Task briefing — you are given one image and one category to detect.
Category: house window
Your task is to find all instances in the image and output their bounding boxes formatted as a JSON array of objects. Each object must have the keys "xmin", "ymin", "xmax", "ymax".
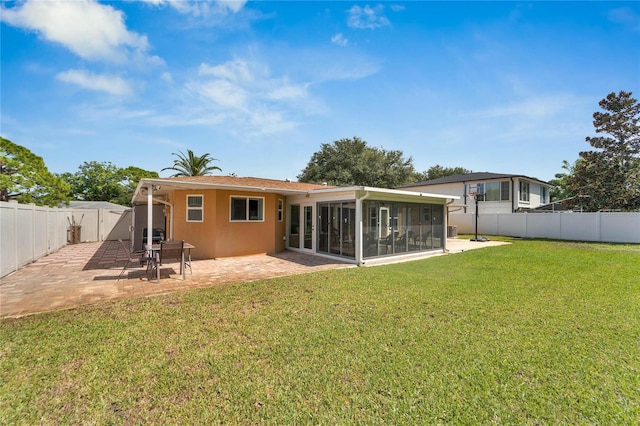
[
  {"xmin": 477, "ymin": 181, "xmax": 510, "ymax": 201},
  {"xmin": 186, "ymin": 195, "xmax": 203, "ymax": 222},
  {"xmin": 540, "ymin": 186, "xmax": 548, "ymax": 204},
  {"xmin": 278, "ymin": 199, "xmax": 284, "ymax": 222},
  {"xmin": 485, "ymin": 182, "xmax": 500, "ymax": 201},
  {"xmin": 519, "ymin": 181, "xmax": 530, "ymax": 202},
  {"xmin": 230, "ymin": 196, "xmax": 264, "ymax": 221},
  {"xmin": 476, "ymin": 183, "xmax": 485, "ymax": 200},
  {"xmin": 501, "ymin": 181, "xmax": 510, "ymax": 201}
]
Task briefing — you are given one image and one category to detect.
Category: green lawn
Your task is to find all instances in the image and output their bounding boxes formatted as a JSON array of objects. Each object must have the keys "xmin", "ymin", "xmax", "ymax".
[{"xmin": 1, "ymin": 239, "xmax": 639, "ymax": 424}]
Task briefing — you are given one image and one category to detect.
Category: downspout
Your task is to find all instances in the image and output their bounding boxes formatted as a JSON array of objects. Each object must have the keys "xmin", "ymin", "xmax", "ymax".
[
  {"xmin": 153, "ymin": 197, "xmax": 174, "ymax": 240},
  {"xmin": 511, "ymin": 177, "xmax": 515, "ymax": 213},
  {"xmin": 463, "ymin": 180, "xmax": 467, "ymax": 213}
]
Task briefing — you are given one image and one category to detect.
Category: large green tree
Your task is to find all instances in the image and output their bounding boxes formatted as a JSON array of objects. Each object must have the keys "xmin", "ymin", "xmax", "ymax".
[
  {"xmin": 566, "ymin": 91, "xmax": 640, "ymax": 211},
  {"xmin": 0, "ymin": 137, "xmax": 70, "ymax": 206},
  {"xmin": 548, "ymin": 160, "xmax": 577, "ymax": 202},
  {"xmin": 416, "ymin": 165, "xmax": 472, "ymax": 181},
  {"xmin": 297, "ymin": 137, "xmax": 417, "ymax": 187},
  {"xmin": 60, "ymin": 161, "xmax": 158, "ymax": 206},
  {"xmin": 162, "ymin": 150, "xmax": 222, "ymax": 177}
]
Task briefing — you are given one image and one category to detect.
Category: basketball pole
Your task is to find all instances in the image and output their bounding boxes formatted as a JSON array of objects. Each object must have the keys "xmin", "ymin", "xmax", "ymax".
[
  {"xmin": 474, "ymin": 194, "xmax": 479, "ymax": 241},
  {"xmin": 470, "ymin": 192, "xmax": 489, "ymax": 242}
]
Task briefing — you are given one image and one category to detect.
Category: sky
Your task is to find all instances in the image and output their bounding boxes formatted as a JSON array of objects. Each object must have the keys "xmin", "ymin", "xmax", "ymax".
[{"xmin": 1, "ymin": 1, "xmax": 639, "ymax": 183}]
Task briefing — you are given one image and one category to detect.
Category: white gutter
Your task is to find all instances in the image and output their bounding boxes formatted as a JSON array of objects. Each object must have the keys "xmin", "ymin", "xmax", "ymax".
[{"xmin": 310, "ymin": 185, "xmax": 458, "ymax": 201}]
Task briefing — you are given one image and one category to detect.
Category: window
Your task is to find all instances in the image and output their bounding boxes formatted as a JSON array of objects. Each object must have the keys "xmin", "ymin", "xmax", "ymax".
[
  {"xmin": 519, "ymin": 181, "xmax": 530, "ymax": 202},
  {"xmin": 501, "ymin": 181, "xmax": 510, "ymax": 201},
  {"xmin": 485, "ymin": 182, "xmax": 500, "ymax": 201},
  {"xmin": 540, "ymin": 186, "xmax": 548, "ymax": 204},
  {"xmin": 278, "ymin": 199, "xmax": 284, "ymax": 222},
  {"xmin": 476, "ymin": 183, "xmax": 485, "ymax": 200},
  {"xmin": 476, "ymin": 181, "xmax": 510, "ymax": 201},
  {"xmin": 186, "ymin": 195, "xmax": 203, "ymax": 222},
  {"xmin": 230, "ymin": 196, "xmax": 264, "ymax": 221}
]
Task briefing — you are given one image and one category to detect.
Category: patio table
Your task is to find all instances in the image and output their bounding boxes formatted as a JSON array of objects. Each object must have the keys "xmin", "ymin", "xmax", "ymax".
[{"xmin": 145, "ymin": 242, "xmax": 194, "ymax": 282}]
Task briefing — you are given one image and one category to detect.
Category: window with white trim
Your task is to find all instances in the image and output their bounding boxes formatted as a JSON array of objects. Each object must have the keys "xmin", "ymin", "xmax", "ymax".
[
  {"xmin": 519, "ymin": 181, "xmax": 530, "ymax": 202},
  {"xmin": 187, "ymin": 195, "xmax": 203, "ymax": 222},
  {"xmin": 278, "ymin": 199, "xmax": 284, "ymax": 222},
  {"xmin": 230, "ymin": 196, "xmax": 264, "ymax": 221}
]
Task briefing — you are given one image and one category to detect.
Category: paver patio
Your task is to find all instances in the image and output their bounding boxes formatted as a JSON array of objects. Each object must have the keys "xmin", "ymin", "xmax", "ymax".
[{"xmin": 0, "ymin": 239, "xmax": 508, "ymax": 318}]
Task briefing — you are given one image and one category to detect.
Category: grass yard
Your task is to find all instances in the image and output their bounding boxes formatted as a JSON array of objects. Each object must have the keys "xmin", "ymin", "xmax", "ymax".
[{"xmin": 1, "ymin": 239, "xmax": 639, "ymax": 424}]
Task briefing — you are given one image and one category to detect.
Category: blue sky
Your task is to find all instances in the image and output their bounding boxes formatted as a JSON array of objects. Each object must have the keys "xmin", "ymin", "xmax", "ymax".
[{"xmin": 2, "ymin": 1, "xmax": 639, "ymax": 183}]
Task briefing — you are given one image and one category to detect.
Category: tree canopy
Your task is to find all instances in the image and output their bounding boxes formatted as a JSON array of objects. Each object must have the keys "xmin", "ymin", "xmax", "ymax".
[
  {"xmin": 162, "ymin": 150, "xmax": 222, "ymax": 177},
  {"xmin": 548, "ymin": 160, "xmax": 577, "ymax": 202},
  {"xmin": 0, "ymin": 137, "xmax": 70, "ymax": 206},
  {"xmin": 566, "ymin": 91, "xmax": 640, "ymax": 211},
  {"xmin": 416, "ymin": 165, "xmax": 472, "ymax": 182},
  {"xmin": 60, "ymin": 161, "xmax": 158, "ymax": 206},
  {"xmin": 297, "ymin": 137, "xmax": 417, "ymax": 187}
]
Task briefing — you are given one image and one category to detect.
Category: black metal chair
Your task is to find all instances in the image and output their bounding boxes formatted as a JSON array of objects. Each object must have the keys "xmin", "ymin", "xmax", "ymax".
[{"xmin": 117, "ymin": 239, "xmax": 150, "ymax": 281}]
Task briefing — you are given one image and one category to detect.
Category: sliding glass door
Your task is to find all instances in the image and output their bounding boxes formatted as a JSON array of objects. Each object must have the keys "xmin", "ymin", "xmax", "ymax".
[{"xmin": 317, "ymin": 201, "xmax": 356, "ymax": 259}]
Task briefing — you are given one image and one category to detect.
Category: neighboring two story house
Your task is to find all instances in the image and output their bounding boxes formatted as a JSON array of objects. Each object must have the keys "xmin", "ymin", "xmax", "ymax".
[{"xmin": 399, "ymin": 172, "xmax": 552, "ymax": 215}]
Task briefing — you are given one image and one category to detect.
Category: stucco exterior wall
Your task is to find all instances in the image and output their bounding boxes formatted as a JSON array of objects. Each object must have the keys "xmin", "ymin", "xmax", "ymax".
[{"xmin": 170, "ymin": 189, "xmax": 285, "ymax": 259}]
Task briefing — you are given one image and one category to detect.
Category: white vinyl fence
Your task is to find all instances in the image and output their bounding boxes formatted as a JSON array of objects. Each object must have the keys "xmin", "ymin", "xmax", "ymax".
[
  {"xmin": 0, "ymin": 201, "xmax": 131, "ymax": 278},
  {"xmin": 450, "ymin": 212, "xmax": 640, "ymax": 243}
]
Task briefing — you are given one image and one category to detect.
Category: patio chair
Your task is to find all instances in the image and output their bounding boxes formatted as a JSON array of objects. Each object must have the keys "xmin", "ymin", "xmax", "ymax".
[{"xmin": 117, "ymin": 239, "xmax": 150, "ymax": 281}]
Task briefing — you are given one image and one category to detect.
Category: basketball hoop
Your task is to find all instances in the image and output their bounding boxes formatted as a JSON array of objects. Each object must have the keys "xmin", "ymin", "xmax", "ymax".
[{"xmin": 468, "ymin": 190, "xmax": 489, "ymax": 242}]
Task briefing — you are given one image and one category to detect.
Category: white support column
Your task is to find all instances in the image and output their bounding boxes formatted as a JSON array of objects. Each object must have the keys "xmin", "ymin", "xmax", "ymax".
[
  {"xmin": 355, "ymin": 197, "xmax": 363, "ymax": 266},
  {"xmin": 147, "ymin": 185, "xmax": 153, "ymax": 250}
]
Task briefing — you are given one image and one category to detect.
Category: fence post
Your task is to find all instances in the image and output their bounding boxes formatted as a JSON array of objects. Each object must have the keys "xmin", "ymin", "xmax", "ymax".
[
  {"xmin": 598, "ymin": 211, "xmax": 602, "ymax": 242},
  {"xmin": 12, "ymin": 200, "xmax": 19, "ymax": 274},
  {"xmin": 31, "ymin": 203, "xmax": 37, "ymax": 263}
]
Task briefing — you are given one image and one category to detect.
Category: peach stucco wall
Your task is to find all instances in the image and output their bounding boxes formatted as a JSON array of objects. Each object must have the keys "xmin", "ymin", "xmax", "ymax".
[{"xmin": 168, "ymin": 189, "xmax": 286, "ymax": 259}]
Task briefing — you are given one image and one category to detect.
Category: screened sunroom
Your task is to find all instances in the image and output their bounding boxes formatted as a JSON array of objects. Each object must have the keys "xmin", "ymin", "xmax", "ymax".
[{"xmin": 285, "ymin": 187, "xmax": 457, "ymax": 266}]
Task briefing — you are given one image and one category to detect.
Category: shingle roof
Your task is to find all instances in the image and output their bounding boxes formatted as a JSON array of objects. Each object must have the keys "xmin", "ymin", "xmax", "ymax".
[
  {"xmin": 67, "ymin": 201, "xmax": 130, "ymax": 210},
  {"xmin": 159, "ymin": 175, "xmax": 331, "ymax": 191},
  {"xmin": 400, "ymin": 172, "xmax": 549, "ymax": 188}
]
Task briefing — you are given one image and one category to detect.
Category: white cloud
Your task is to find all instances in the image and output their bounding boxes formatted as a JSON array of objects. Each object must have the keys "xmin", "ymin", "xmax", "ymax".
[
  {"xmin": 137, "ymin": 0, "xmax": 247, "ymax": 16},
  {"xmin": 390, "ymin": 5, "xmax": 405, "ymax": 12},
  {"xmin": 56, "ymin": 69, "xmax": 133, "ymax": 96},
  {"xmin": 161, "ymin": 71, "xmax": 173, "ymax": 83},
  {"xmin": 198, "ymin": 59, "xmax": 254, "ymax": 82},
  {"xmin": 472, "ymin": 95, "xmax": 579, "ymax": 120},
  {"xmin": 218, "ymin": 0, "xmax": 249, "ymax": 14},
  {"xmin": 347, "ymin": 4, "xmax": 390, "ymax": 30},
  {"xmin": 191, "ymin": 79, "xmax": 249, "ymax": 109},
  {"xmin": 331, "ymin": 33, "xmax": 348, "ymax": 47},
  {"xmin": 184, "ymin": 57, "xmax": 317, "ymax": 135},
  {"xmin": 1, "ymin": 0, "xmax": 156, "ymax": 64},
  {"xmin": 267, "ymin": 80, "xmax": 309, "ymax": 101},
  {"xmin": 608, "ymin": 7, "xmax": 640, "ymax": 31}
]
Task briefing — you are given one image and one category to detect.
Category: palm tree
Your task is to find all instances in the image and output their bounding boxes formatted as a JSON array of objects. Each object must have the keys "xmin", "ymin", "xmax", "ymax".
[{"xmin": 161, "ymin": 150, "xmax": 222, "ymax": 177}]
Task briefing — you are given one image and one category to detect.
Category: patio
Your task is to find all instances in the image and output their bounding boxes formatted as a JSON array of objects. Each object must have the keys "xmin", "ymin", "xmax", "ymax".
[{"xmin": 0, "ymin": 239, "xmax": 508, "ymax": 318}]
